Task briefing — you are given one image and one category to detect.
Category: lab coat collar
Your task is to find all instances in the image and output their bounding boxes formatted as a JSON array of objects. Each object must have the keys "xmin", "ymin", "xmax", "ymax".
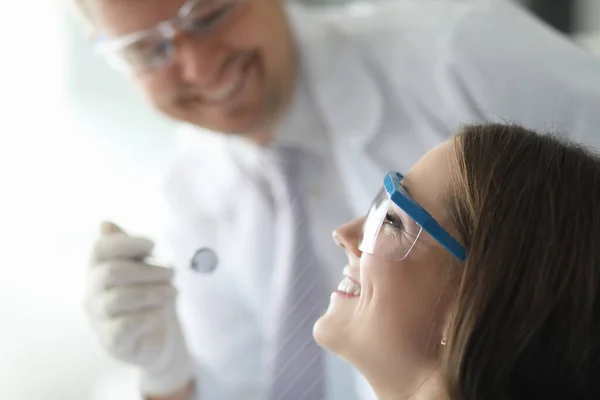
[{"xmin": 287, "ymin": 5, "xmax": 383, "ymax": 147}]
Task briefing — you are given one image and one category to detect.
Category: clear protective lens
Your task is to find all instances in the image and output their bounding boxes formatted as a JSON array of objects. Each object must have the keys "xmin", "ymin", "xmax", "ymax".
[
  {"xmin": 97, "ymin": 0, "xmax": 241, "ymax": 73},
  {"xmin": 97, "ymin": 22, "xmax": 176, "ymax": 74},
  {"xmin": 115, "ymin": 36, "xmax": 174, "ymax": 72},
  {"xmin": 358, "ymin": 187, "xmax": 423, "ymax": 261},
  {"xmin": 180, "ymin": 0, "xmax": 238, "ymax": 33},
  {"xmin": 358, "ymin": 187, "xmax": 388, "ymax": 254}
]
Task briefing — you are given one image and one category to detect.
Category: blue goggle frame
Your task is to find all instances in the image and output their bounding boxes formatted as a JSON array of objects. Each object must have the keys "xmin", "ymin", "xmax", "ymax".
[{"xmin": 384, "ymin": 172, "xmax": 467, "ymax": 262}]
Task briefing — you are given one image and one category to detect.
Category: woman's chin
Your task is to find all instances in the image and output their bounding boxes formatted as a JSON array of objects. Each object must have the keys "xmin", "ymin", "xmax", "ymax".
[{"xmin": 313, "ymin": 307, "xmax": 350, "ymax": 354}]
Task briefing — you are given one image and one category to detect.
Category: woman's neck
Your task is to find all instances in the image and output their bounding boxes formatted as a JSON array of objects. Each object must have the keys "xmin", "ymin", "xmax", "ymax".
[{"xmin": 367, "ymin": 368, "xmax": 448, "ymax": 400}]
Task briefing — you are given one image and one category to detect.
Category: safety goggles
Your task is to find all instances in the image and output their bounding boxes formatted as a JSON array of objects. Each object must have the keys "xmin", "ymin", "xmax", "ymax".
[
  {"xmin": 358, "ymin": 172, "xmax": 467, "ymax": 262},
  {"xmin": 93, "ymin": 0, "xmax": 243, "ymax": 74}
]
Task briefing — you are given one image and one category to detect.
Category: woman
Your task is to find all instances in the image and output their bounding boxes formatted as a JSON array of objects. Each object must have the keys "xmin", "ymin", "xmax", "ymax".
[{"xmin": 313, "ymin": 123, "xmax": 600, "ymax": 400}]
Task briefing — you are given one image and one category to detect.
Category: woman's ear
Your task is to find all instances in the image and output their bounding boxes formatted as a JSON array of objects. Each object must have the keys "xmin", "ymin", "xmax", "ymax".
[
  {"xmin": 438, "ymin": 313, "xmax": 452, "ymax": 349},
  {"xmin": 437, "ymin": 281, "xmax": 459, "ymax": 351}
]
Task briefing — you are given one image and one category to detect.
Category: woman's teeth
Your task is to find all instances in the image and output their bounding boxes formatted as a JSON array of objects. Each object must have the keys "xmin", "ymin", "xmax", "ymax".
[{"xmin": 337, "ymin": 276, "xmax": 361, "ymax": 296}]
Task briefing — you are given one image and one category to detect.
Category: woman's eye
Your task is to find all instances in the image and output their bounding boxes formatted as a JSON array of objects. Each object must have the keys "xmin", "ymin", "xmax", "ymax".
[{"xmin": 384, "ymin": 213, "xmax": 403, "ymax": 230}]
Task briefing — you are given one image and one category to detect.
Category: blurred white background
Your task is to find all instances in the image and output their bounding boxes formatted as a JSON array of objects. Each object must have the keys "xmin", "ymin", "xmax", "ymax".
[
  {"xmin": 0, "ymin": 0, "xmax": 599, "ymax": 399},
  {"xmin": 0, "ymin": 2, "xmax": 176, "ymax": 399}
]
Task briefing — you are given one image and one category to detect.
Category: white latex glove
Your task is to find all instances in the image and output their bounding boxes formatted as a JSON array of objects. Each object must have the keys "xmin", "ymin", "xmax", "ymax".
[{"xmin": 85, "ymin": 222, "xmax": 194, "ymax": 397}]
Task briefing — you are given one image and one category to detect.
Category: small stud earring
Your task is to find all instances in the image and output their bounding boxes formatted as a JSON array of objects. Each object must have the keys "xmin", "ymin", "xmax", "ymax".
[{"xmin": 441, "ymin": 338, "xmax": 447, "ymax": 346}]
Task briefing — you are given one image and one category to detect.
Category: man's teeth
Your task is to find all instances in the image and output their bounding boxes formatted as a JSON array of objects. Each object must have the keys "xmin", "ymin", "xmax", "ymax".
[
  {"xmin": 203, "ymin": 72, "xmax": 242, "ymax": 102},
  {"xmin": 337, "ymin": 276, "xmax": 361, "ymax": 296}
]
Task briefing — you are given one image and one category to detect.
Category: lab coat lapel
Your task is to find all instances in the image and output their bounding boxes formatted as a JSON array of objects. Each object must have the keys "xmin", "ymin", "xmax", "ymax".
[{"xmin": 219, "ymin": 139, "xmax": 278, "ymax": 313}]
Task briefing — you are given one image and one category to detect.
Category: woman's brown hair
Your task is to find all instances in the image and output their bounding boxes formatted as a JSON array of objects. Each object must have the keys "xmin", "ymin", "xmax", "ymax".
[{"xmin": 443, "ymin": 123, "xmax": 600, "ymax": 400}]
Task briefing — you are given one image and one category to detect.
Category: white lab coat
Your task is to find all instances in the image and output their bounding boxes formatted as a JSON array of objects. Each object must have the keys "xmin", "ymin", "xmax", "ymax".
[{"xmin": 145, "ymin": 1, "xmax": 600, "ymax": 399}]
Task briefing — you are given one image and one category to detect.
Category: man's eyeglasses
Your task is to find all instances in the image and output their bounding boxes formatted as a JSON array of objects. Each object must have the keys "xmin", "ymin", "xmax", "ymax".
[{"xmin": 93, "ymin": 0, "xmax": 243, "ymax": 74}]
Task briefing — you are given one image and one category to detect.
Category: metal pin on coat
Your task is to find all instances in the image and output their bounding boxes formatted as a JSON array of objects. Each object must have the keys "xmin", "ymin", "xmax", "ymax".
[
  {"xmin": 100, "ymin": 221, "xmax": 218, "ymax": 273},
  {"xmin": 189, "ymin": 247, "xmax": 218, "ymax": 273}
]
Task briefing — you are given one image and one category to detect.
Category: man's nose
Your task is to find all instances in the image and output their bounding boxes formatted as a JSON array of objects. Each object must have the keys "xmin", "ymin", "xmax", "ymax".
[
  {"xmin": 332, "ymin": 217, "xmax": 365, "ymax": 259},
  {"xmin": 174, "ymin": 33, "xmax": 226, "ymax": 84}
]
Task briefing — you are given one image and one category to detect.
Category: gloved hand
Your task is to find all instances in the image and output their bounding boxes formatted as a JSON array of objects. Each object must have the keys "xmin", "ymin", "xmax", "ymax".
[{"xmin": 85, "ymin": 222, "xmax": 194, "ymax": 397}]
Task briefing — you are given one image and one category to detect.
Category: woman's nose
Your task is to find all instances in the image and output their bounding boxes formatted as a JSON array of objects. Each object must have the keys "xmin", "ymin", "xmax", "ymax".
[{"xmin": 332, "ymin": 217, "xmax": 365, "ymax": 258}]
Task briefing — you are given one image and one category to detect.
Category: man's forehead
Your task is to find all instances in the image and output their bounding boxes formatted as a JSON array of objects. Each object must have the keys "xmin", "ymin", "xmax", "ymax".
[{"xmin": 90, "ymin": 0, "xmax": 187, "ymax": 35}]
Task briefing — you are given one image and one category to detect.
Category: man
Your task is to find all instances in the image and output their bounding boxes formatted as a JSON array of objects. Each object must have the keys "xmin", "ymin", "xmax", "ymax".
[{"xmin": 78, "ymin": 0, "xmax": 600, "ymax": 399}]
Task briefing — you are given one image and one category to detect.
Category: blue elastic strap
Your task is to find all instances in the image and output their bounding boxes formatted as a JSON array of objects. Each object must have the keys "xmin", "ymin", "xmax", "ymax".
[{"xmin": 384, "ymin": 172, "xmax": 467, "ymax": 262}]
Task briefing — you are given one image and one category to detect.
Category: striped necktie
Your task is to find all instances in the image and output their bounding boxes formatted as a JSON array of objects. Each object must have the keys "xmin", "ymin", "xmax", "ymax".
[{"xmin": 265, "ymin": 145, "xmax": 328, "ymax": 400}]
